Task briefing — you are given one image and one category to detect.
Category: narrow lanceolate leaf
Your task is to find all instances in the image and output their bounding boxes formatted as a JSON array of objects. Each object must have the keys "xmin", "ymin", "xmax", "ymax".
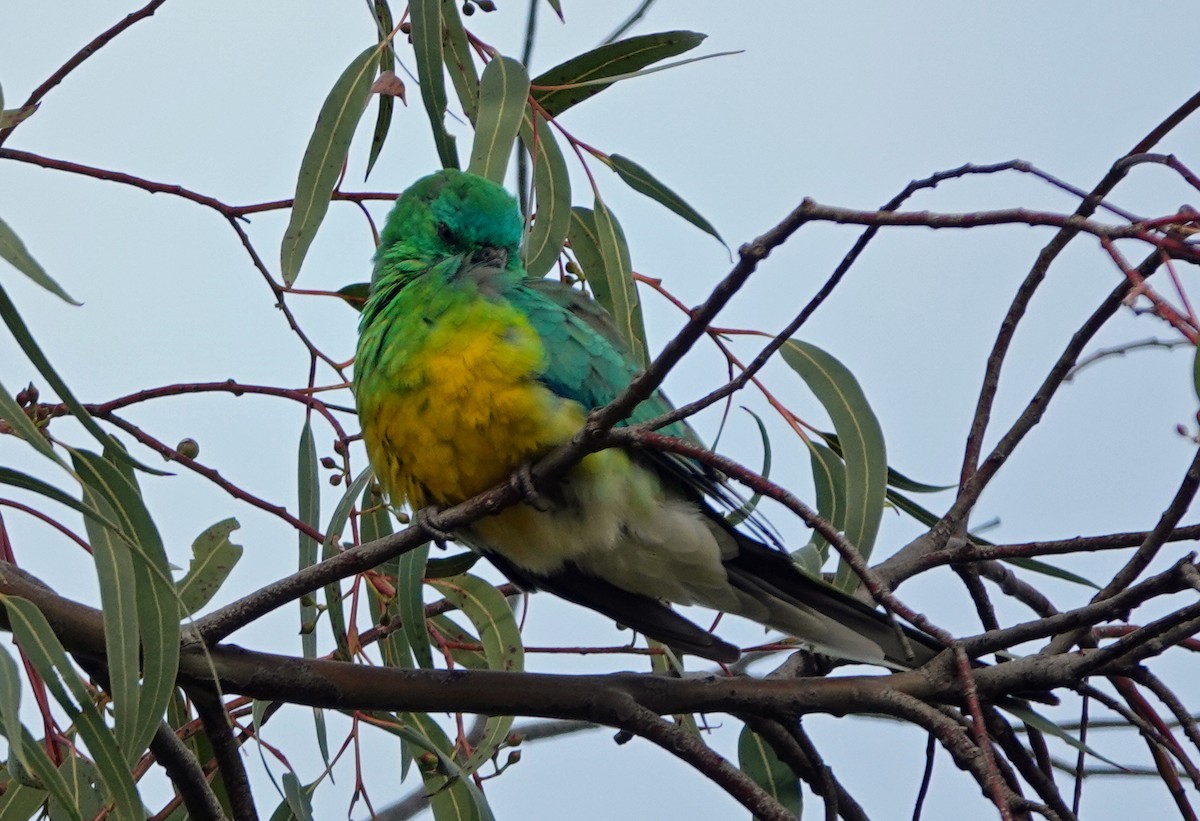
[
  {"xmin": 175, "ymin": 518, "xmax": 243, "ymax": 615},
  {"xmin": 401, "ymin": 712, "xmax": 495, "ymax": 821},
  {"xmin": 428, "ymin": 574, "xmax": 523, "ymax": 776},
  {"xmin": 531, "ymin": 31, "xmax": 706, "ymax": 117},
  {"xmin": 726, "ymin": 408, "xmax": 771, "ymax": 526},
  {"xmin": 0, "ymin": 216, "xmax": 78, "ymax": 303},
  {"xmin": 520, "ymin": 115, "xmax": 571, "ymax": 279},
  {"xmin": 780, "ymin": 341, "xmax": 887, "ymax": 591},
  {"xmin": 295, "ymin": 422, "xmax": 329, "ymax": 765},
  {"xmin": 441, "ymin": 0, "xmax": 480, "ymax": 121},
  {"xmin": 410, "ymin": 0, "xmax": 459, "ymax": 169},
  {"xmin": 281, "ymin": 45, "xmax": 378, "ymax": 285},
  {"xmin": 468, "ymin": 57, "xmax": 531, "ymax": 184},
  {"xmin": 737, "ymin": 725, "xmax": 802, "ymax": 819},
  {"xmin": 0, "ymin": 283, "xmax": 154, "ymax": 472},
  {"xmin": 365, "ymin": 0, "xmax": 397, "ymax": 180},
  {"xmin": 569, "ymin": 204, "xmax": 648, "ymax": 368},
  {"xmin": 281, "ymin": 772, "xmax": 315, "ymax": 821},
  {"xmin": 0, "ymin": 104, "xmax": 37, "ymax": 130},
  {"xmin": 400, "ymin": 543, "xmax": 433, "ymax": 669},
  {"xmin": 2, "ymin": 597, "xmax": 143, "ymax": 820},
  {"xmin": 609, "ymin": 154, "xmax": 724, "ymax": 245},
  {"xmin": 361, "ymin": 482, "xmax": 413, "ymax": 669},
  {"xmin": 73, "ymin": 448, "xmax": 180, "ymax": 764},
  {"xmin": 818, "ymin": 431, "xmax": 952, "ymax": 493},
  {"xmin": 1193, "ymin": 344, "xmax": 1200, "ymax": 402},
  {"xmin": 801, "ymin": 441, "xmax": 847, "ymax": 572},
  {"xmin": 321, "ymin": 467, "xmax": 374, "ymax": 656},
  {"xmin": 0, "ymin": 645, "xmax": 82, "ymax": 819}
]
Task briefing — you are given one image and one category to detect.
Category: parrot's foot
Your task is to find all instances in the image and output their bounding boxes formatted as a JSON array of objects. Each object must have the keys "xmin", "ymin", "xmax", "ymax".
[
  {"xmin": 510, "ymin": 462, "xmax": 549, "ymax": 512},
  {"xmin": 413, "ymin": 506, "xmax": 454, "ymax": 549}
]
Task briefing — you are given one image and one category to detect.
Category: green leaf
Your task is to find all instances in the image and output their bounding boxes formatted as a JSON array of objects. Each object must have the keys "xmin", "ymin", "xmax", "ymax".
[
  {"xmin": 519, "ymin": 115, "xmax": 571, "ymax": 279},
  {"xmin": 609, "ymin": 154, "xmax": 724, "ymax": 245},
  {"xmin": 2, "ymin": 597, "xmax": 143, "ymax": 820},
  {"xmin": 568, "ymin": 204, "xmax": 648, "ymax": 368},
  {"xmin": 364, "ymin": 1, "xmax": 397, "ymax": 181},
  {"xmin": 531, "ymin": 31, "xmax": 706, "ymax": 117},
  {"xmin": 321, "ymin": 468, "xmax": 374, "ymax": 658},
  {"xmin": 427, "ymin": 574, "xmax": 523, "ymax": 776},
  {"xmin": 282, "ymin": 771, "xmax": 315, "ymax": 821},
  {"xmin": 441, "ymin": 0, "xmax": 480, "ymax": 121},
  {"xmin": 0, "ymin": 778, "xmax": 49, "ymax": 820},
  {"xmin": 281, "ymin": 44, "xmax": 378, "ymax": 285},
  {"xmin": 0, "ymin": 645, "xmax": 81, "ymax": 819},
  {"xmin": 410, "ymin": 0, "xmax": 459, "ymax": 169},
  {"xmin": 737, "ymin": 724, "xmax": 802, "ymax": 820},
  {"xmin": 805, "ymin": 441, "xmax": 846, "ymax": 572},
  {"xmin": 175, "ymin": 518, "xmax": 243, "ymax": 615},
  {"xmin": 295, "ymin": 422, "xmax": 329, "ymax": 767},
  {"xmin": 425, "ymin": 551, "xmax": 480, "ymax": 578},
  {"xmin": 726, "ymin": 408, "xmax": 771, "ymax": 526},
  {"xmin": 1193, "ymin": 344, "xmax": 1200, "ymax": 402},
  {"xmin": 883, "ymin": 490, "xmax": 1099, "ymax": 588},
  {"xmin": 400, "ymin": 712, "xmax": 495, "ymax": 821},
  {"xmin": 1004, "ymin": 702, "xmax": 1127, "ymax": 770},
  {"xmin": 335, "ymin": 281, "xmax": 371, "ymax": 311},
  {"xmin": 0, "ymin": 104, "xmax": 37, "ymax": 130},
  {"xmin": 400, "ymin": 543, "xmax": 434, "ymax": 669},
  {"xmin": 818, "ymin": 431, "xmax": 952, "ymax": 493},
  {"xmin": 0, "ymin": 216, "xmax": 78, "ymax": 303},
  {"xmin": 781, "ymin": 341, "xmax": 886, "ymax": 591},
  {"xmin": 72, "ymin": 448, "xmax": 179, "ymax": 765},
  {"xmin": 467, "ymin": 57, "xmax": 530, "ymax": 184}
]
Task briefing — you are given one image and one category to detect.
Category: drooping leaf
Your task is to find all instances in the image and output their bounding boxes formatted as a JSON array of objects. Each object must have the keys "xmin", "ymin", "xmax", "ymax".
[
  {"xmin": 281, "ymin": 771, "xmax": 315, "ymax": 821},
  {"xmin": 531, "ymin": 31, "xmax": 706, "ymax": 117},
  {"xmin": 365, "ymin": 0, "xmax": 397, "ymax": 180},
  {"xmin": 884, "ymin": 489, "xmax": 1098, "ymax": 588},
  {"xmin": 0, "ymin": 645, "xmax": 81, "ymax": 819},
  {"xmin": 400, "ymin": 712, "xmax": 495, "ymax": 821},
  {"xmin": 726, "ymin": 408, "xmax": 771, "ymax": 526},
  {"xmin": 295, "ymin": 422, "xmax": 328, "ymax": 766},
  {"xmin": 320, "ymin": 468, "xmax": 374, "ymax": 658},
  {"xmin": 520, "ymin": 115, "xmax": 571, "ymax": 279},
  {"xmin": 441, "ymin": 0, "xmax": 480, "ymax": 122},
  {"xmin": 175, "ymin": 518, "xmax": 243, "ymax": 615},
  {"xmin": 609, "ymin": 154, "xmax": 724, "ymax": 245},
  {"xmin": 818, "ymin": 431, "xmax": 952, "ymax": 493},
  {"xmin": 410, "ymin": 0, "xmax": 459, "ymax": 169},
  {"xmin": 400, "ymin": 543, "xmax": 434, "ymax": 669},
  {"xmin": 428, "ymin": 574, "xmax": 524, "ymax": 776},
  {"xmin": 781, "ymin": 341, "xmax": 886, "ymax": 591},
  {"xmin": 0, "ymin": 216, "xmax": 78, "ymax": 303},
  {"xmin": 281, "ymin": 45, "xmax": 378, "ymax": 284},
  {"xmin": 2, "ymin": 596, "xmax": 143, "ymax": 820},
  {"xmin": 796, "ymin": 440, "xmax": 847, "ymax": 576},
  {"xmin": 737, "ymin": 724, "xmax": 802, "ymax": 820},
  {"xmin": 467, "ymin": 56, "xmax": 530, "ymax": 184},
  {"xmin": 568, "ymin": 205, "xmax": 648, "ymax": 368},
  {"xmin": 72, "ymin": 447, "xmax": 179, "ymax": 765}
]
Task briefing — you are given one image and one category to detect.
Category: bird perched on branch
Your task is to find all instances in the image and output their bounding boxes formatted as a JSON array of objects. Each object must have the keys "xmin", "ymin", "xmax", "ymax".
[{"xmin": 353, "ymin": 168, "xmax": 940, "ymax": 668}]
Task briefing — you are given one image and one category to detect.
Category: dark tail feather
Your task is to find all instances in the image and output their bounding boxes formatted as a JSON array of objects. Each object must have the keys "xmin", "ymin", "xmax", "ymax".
[{"xmin": 723, "ymin": 534, "xmax": 944, "ymax": 670}]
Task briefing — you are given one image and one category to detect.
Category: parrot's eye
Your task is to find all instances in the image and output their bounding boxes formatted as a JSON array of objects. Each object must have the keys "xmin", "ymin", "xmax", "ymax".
[{"xmin": 435, "ymin": 222, "xmax": 455, "ymax": 245}]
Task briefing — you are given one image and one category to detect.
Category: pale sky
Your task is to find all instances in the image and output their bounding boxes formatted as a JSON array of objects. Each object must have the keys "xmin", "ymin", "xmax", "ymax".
[{"xmin": 3, "ymin": 2, "xmax": 1199, "ymax": 819}]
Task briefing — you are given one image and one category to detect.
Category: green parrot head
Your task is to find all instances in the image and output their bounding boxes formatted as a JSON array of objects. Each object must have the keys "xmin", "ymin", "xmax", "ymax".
[{"xmin": 373, "ymin": 168, "xmax": 524, "ymax": 287}]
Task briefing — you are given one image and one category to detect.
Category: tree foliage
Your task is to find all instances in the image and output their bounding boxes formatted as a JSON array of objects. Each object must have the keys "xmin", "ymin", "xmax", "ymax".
[{"xmin": 2, "ymin": 3, "xmax": 1200, "ymax": 820}]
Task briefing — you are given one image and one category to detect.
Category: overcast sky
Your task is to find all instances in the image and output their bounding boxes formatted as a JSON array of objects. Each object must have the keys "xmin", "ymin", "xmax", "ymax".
[{"xmin": 3, "ymin": 2, "xmax": 1200, "ymax": 819}]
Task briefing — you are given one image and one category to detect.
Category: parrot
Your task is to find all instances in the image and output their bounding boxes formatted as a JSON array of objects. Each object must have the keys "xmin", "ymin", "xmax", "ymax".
[{"xmin": 353, "ymin": 168, "xmax": 941, "ymax": 669}]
